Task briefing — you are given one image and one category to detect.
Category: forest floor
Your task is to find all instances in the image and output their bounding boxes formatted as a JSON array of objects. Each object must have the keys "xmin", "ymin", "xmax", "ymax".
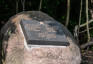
[
  {"xmin": 79, "ymin": 34, "xmax": 93, "ymax": 64},
  {"xmin": 81, "ymin": 49, "xmax": 93, "ymax": 64}
]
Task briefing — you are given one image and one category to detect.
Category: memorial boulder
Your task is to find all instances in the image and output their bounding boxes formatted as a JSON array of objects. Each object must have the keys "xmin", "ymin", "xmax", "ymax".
[{"xmin": 0, "ymin": 11, "xmax": 81, "ymax": 64}]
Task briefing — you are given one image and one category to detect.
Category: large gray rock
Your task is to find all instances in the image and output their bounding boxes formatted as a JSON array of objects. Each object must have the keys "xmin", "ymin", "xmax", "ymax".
[{"xmin": 0, "ymin": 11, "xmax": 81, "ymax": 64}]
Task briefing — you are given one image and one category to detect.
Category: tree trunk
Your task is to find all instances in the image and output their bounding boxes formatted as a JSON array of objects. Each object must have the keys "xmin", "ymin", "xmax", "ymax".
[
  {"xmin": 86, "ymin": 0, "xmax": 90, "ymax": 42},
  {"xmin": 39, "ymin": 0, "xmax": 42, "ymax": 11},
  {"xmin": 65, "ymin": 0, "xmax": 70, "ymax": 28},
  {"xmin": 21, "ymin": 0, "xmax": 25, "ymax": 12},
  {"xmin": 16, "ymin": 0, "xmax": 19, "ymax": 13}
]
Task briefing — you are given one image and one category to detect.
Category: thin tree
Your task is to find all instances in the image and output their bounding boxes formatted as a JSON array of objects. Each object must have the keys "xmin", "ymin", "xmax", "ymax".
[
  {"xmin": 77, "ymin": 0, "xmax": 83, "ymax": 41},
  {"xmin": 16, "ymin": 0, "xmax": 19, "ymax": 13},
  {"xmin": 65, "ymin": 0, "xmax": 70, "ymax": 27},
  {"xmin": 39, "ymin": 0, "xmax": 42, "ymax": 11},
  {"xmin": 86, "ymin": 0, "xmax": 90, "ymax": 42},
  {"xmin": 21, "ymin": 0, "xmax": 25, "ymax": 12},
  {"xmin": 74, "ymin": 0, "xmax": 93, "ymax": 49}
]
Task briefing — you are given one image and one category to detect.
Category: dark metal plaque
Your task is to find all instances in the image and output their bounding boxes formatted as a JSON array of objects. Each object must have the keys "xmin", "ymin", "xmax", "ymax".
[{"xmin": 20, "ymin": 19, "xmax": 69, "ymax": 46}]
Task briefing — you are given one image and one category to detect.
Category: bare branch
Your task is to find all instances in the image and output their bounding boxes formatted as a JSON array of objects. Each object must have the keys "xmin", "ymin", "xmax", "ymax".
[
  {"xmin": 74, "ymin": 19, "xmax": 93, "ymax": 37},
  {"xmin": 79, "ymin": 27, "xmax": 93, "ymax": 33},
  {"xmin": 81, "ymin": 42, "xmax": 93, "ymax": 49},
  {"xmin": 80, "ymin": 19, "xmax": 93, "ymax": 27}
]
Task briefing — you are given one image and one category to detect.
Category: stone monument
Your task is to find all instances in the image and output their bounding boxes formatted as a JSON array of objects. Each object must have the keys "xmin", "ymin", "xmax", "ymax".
[{"xmin": 0, "ymin": 11, "xmax": 81, "ymax": 64}]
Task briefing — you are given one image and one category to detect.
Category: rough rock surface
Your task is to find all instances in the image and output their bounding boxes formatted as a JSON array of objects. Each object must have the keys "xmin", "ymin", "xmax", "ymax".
[{"xmin": 0, "ymin": 11, "xmax": 81, "ymax": 64}]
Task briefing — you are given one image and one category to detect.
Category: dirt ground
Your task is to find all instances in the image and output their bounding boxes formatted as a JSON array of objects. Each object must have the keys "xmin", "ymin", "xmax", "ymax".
[{"xmin": 81, "ymin": 50, "xmax": 93, "ymax": 64}]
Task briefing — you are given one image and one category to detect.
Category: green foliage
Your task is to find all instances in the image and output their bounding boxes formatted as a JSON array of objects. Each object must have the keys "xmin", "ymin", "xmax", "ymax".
[
  {"xmin": 82, "ymin": 60, "xmax": 88, "ymax": 64},
  {"xmin": 90, "ymin": 31, "xmax": 93, "ymax": 37},
  {"xmin": 61, "ymin": 15, "xmax": 65, "ymax": 20},
  {"xmin": 91, "ymin": 46, "xmax": 93, "ymax": 50}
]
